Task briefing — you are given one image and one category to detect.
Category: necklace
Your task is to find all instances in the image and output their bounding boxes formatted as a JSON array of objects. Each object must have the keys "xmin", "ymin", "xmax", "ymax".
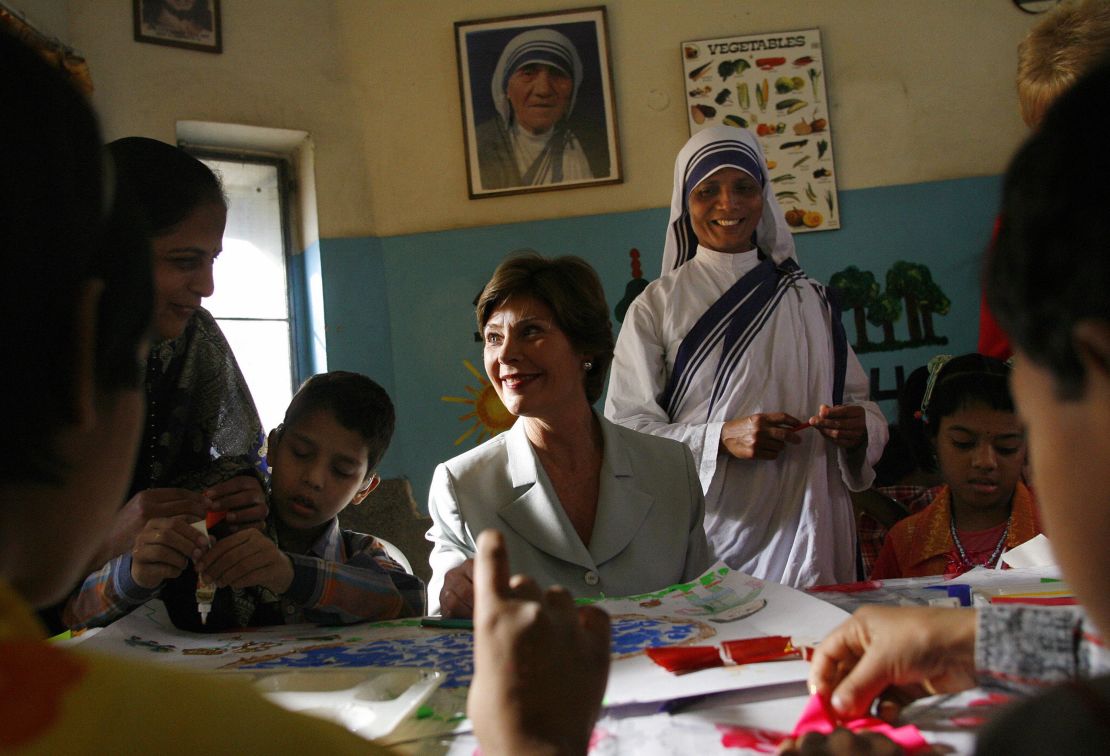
[{"xmin": 950, "ymin": 513, "xmax": 1011, "ymax": 571}]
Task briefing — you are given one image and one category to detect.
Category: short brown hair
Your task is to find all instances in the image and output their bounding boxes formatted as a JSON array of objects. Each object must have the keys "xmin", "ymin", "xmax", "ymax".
[
  {"xmin": 281, "ymin": 371, "xmax": 395, "ymax": 477},
  {"xmin": 1017, "ymin": 0, "xmax": 1110, "ymax": 127},
  {"xmin": 477, "ymin": 252, "xmax": 614, "ymax": 404}
]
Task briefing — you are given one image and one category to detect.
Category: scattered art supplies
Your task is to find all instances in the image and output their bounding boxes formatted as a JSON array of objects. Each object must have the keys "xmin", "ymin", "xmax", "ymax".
[
  {"xmin": 938, "ymin": 563, "xmax": 1073, "ymax": 607},
  {"xmin": 806, "ymin": 575, "xmax": 958, "ymax": 614},
  {"xmin": 806, "ymin": 561, "xmax": 1072, "ymax": 614}
]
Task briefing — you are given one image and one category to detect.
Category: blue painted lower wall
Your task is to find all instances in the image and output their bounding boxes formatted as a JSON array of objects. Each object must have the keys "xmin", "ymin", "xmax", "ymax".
[{"xmin": 319, "ymin": 174, "xmax": 1001, "ymax": 512}]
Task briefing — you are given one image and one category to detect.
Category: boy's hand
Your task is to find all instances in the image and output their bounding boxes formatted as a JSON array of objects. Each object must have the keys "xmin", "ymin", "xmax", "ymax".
[
  {"xmin": 205, "ymin": 475, "xmax": 268, "ymax": 532},
  {"xmin": 808, "ymin": 404, "xmax": 868, "ymax": 450},
  {"xmin": 440, "ymin": 559, "xmax": 476, "ymax": 618},
  {"xmin": 196, "ymin": 528, "xmax": 293, "ymax": 594},
  {"xmin": 130, "ymin": 517, "xmax": 210, "ymax": 590},
  {"xmin": 809, "ymin": 606, "xmax": 978, "ymax": 720},
  {"xmin": 468, "ymin": 530, "xmax": 610, "ymax": 756}
]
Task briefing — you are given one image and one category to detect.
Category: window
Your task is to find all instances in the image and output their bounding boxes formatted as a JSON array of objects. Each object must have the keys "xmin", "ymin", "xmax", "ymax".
[{"xmin": 200, "ymin": 156, "xmax": 295, "ymax": 434}]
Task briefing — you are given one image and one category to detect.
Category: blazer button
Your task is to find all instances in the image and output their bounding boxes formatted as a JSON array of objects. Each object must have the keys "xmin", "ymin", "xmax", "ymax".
[{"xmin": 584, "ymin": 571, "xmax": 600, "ymax": 586}]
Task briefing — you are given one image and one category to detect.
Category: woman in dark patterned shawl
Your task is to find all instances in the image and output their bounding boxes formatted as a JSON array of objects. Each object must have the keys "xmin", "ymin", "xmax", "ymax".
[{"xmin": 45, "ymin": 138, "xmax": 269, "ymax": 634}]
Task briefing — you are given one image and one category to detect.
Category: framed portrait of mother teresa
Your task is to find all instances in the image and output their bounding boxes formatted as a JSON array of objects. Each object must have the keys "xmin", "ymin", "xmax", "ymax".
[{"xmin": 455, "ymin": 6, "xmax": 623, "ymax": 199}]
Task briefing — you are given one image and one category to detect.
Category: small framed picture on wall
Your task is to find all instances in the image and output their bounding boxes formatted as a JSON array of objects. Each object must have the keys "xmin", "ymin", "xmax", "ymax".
[
  {"xmin": 133, "ymin": 0, "xmax": 222, "ymax": 54},
  {"xmin": 455, "ymin": 6, "xmax": 622, "ymax": 199}
]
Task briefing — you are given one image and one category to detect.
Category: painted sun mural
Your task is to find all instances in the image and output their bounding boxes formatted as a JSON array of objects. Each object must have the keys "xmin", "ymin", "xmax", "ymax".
[{"xmin": 441, "ymin": 359, "xmax": 515, "ymax": 445}]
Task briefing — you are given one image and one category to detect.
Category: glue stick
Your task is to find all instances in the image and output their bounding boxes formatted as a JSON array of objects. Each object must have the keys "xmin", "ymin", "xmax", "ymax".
[{"xmin": 190, "ymin": 512, "xmax": 226, "ymax": 625}]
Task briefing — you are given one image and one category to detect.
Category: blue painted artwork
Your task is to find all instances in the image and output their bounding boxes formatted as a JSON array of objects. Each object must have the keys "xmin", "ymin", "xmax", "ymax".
[
  {"xmin": 610, "ymin": 616, "xmax": 712, "ymax": 658},
  {"xmin": 241, "ymin": 632, "xmax": 476, "ymax": 688},
  {"xmin": 234, "ymin": 615, "xmax": 711, "ymax": 688}
]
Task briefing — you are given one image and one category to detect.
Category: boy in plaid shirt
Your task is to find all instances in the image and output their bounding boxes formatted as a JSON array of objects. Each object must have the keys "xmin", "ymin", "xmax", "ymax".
[{"xmin": 67, "ymin": 371, "xmax": 424, "ymax": 630}]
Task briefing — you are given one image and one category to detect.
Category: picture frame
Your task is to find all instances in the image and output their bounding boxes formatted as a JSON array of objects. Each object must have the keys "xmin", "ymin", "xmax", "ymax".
[
  {"xmin": 454, "ymin": 6, "xmax": 622, "ymax": 199},
  {"xmin": 133, "ymin": 0, "xmax": 222, "ymax": 54}
]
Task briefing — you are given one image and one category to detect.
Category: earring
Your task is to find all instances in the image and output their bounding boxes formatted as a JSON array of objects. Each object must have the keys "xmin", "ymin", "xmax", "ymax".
[{"xmin": 583, "ymin": 361, "xmax": 593, "ymax": 371}]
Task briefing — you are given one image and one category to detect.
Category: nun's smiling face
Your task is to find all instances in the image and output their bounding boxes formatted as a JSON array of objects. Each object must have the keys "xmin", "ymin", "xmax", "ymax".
[
  {"xmin": 507, "ymin": 63, "xmax": 572, "ymax": 135},
  {"xmin": 687, "ymin": 167, "xmax": 763, "ymax": 254}
]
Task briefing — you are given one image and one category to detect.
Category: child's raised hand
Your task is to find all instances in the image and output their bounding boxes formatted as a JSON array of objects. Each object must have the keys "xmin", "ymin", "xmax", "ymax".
[
  {"xmin": 204, "ymin": 475, "xmax": 269, "ymax": 532},
  {"xmin": 468, "ymin": 530, "xmax": 610, "ymax": 756},
  {"xmin": 196, "ymin": 528, "xmax": 294, "ymax": 595},
  {"xmin": 808, "ymin": 404, "xmax": 868, "ymax": 450},
  {"xmin": 130, "ymin": 517, "xmax": 210, "ymax": 590}
]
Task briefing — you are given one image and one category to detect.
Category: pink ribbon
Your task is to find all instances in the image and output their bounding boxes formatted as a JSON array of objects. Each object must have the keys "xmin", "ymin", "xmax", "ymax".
[{"xmin": 792, "ymin": 694, "xmax": 931, "ymax": 753}]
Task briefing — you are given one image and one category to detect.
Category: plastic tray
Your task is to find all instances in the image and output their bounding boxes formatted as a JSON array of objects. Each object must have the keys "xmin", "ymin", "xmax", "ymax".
[{"xmin": 220, "ymin": 666, "xmax": 444, "ymax": 740}]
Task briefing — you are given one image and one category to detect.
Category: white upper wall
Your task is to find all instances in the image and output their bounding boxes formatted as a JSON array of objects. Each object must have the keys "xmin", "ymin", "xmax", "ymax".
[{"xmin": 31, "ymin": 0, "xmax": 1035, "ymax": 238}]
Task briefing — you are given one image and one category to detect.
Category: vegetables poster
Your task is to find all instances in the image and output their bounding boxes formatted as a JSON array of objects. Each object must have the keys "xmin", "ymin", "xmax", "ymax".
[{"xmin": 682, "ymin": 28, "xmax": 839, "ymax": 233}]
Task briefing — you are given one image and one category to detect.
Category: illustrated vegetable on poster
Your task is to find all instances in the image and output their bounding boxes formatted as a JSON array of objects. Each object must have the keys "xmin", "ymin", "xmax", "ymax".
[{"xmin": 682, "ymin": 28, "xmax": 839, "ymax": 232}]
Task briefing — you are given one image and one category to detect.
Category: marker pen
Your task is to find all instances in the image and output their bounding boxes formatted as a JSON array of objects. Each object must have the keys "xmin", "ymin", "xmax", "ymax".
[{"xmin": 189, "ymin": 511, "xmax": 226, "ymax": 625}]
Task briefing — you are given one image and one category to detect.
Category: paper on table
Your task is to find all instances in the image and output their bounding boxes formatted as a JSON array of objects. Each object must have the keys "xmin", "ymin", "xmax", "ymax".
[
  {"xmin": 1000, "ymin": 533, "xmax": 1056, "ymax": 569},
  {"xmin": 942, "ymin": 563, "xmax": 1061, "ymax": 587},
  {"xmin": 585, "ymin": 563, "xmax": 850, "ymax": 707},
  {"xmin": 74, "ymin": 564, "xmax": 849, "ymax": 717}
]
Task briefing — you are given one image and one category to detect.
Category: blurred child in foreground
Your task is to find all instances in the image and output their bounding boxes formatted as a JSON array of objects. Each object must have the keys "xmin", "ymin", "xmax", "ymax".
[{"xmin": 785, "ymin": 60, "xmax": 1110, "ymax": 756}]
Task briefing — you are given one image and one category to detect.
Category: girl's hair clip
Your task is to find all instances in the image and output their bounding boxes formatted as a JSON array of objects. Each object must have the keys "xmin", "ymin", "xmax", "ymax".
[{"xmin": 918, "ymin": 354, "xmax": 954, "ymax": 422}]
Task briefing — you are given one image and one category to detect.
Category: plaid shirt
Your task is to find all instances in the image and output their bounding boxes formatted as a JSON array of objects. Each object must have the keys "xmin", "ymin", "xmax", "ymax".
[
  {"xmin": 856, "ymin": 485, "xmax": 941, "ymax": 578},
  {"xmin": 64, "ymin": 518, "xmax": 425, "ymax": 629}
]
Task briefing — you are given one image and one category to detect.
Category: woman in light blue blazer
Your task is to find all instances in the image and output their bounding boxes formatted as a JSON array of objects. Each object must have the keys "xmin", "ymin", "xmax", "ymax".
[{"xmin": 427, "ymin": 253, "xmax": 710, "ymax": 617}]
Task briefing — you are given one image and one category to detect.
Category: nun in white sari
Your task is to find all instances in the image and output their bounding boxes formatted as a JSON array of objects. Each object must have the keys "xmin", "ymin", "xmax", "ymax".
[
  {"xmin": 475, "ymin": 28, "xmax": 599, "ymax": 190},
  {"xmin": 604, "ymin": 126, "xmax": 887, "ymax": 587}
]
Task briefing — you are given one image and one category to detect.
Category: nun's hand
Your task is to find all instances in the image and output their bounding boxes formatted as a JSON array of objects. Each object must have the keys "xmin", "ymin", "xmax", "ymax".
[
  {"xmin": 809, "ymin": 404, "xmax": 868, "ymax": 450},
  {"xmin": 721, "ymin": 413, "xmax": 805, "ymax": 460}
]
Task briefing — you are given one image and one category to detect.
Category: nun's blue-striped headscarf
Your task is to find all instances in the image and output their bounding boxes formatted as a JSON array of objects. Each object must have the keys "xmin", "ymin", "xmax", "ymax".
[
  {"xmin": 491, "ymin": 28, "xmax": 583, "ymax": 127},
  {"xmin": 662, "ymin": 126, "xmax": 795, "ymax": 274}
]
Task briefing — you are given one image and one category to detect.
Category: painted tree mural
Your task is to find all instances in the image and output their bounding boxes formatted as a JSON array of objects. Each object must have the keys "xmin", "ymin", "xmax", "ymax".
[
  {"xmin": 918, "ymin": 279, "xmax": 951, "ymax": 341},
  {"xmin": 884, "ymin": 262, "xmax": 924, "ymax": 342},
  {"xmin": 830, "ymin": 260, "xmax": 950, "ymax": 353},
  {"xmin": 867, "ymin": 292, "xmax": 902, "ymax": 345},
  {"xmin": 829, "ymin": 266, "xmax": 880, "ymax": 348}
]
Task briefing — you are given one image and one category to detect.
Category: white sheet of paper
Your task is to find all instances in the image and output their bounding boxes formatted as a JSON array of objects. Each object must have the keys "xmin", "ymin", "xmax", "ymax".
[
  {"xmin": 1000, "ymin": 533, "xmax": 1056, "ymax": 569},
  {"xmin": 581, "ymin": 563, "xmax": 850, "ymax": 706}
]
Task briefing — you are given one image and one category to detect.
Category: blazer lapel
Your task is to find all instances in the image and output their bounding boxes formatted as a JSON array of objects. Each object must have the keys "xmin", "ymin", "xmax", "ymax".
[
  {"xmin": 499, "ymin": 421, "xmax": 595, "ymax": 568},
  {"xmin": 589, "ymin": 419, "xmax": 656, "ymax": 565}
]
